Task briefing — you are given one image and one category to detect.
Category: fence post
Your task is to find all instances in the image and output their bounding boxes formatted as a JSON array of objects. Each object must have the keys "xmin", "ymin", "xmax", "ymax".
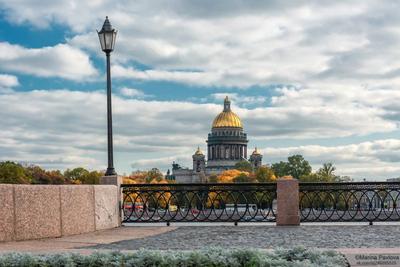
[
  {"xmin": 276, "ymin": 176, "xmax": 300, "ymax": 226},
  {"xmin": 100, "ymin": 175, "xmax": 123, "ymax": 226}
]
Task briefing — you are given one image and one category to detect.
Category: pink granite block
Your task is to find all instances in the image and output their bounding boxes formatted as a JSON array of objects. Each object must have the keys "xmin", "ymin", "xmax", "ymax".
[
  {"xmin": 0, "ymin": 185, "xmax": 15, "ymax": 242},
  {"xmin": 100, "ymin": 175, "xmax": 122, "ymax": 187},
  {"xmin": 277, "ymin": 177, "xmax": 300, "ymax": 226},
  {"xmin": 14, "ymin": 185, "xmax": 61, "ymax": 240},
  {"xmin": 60, "ymin": 185, "xmax": 95, "ymax": 236},
  {"xmin": 94, "ymin": 185, "xmax": 119, "ymax": 230}
]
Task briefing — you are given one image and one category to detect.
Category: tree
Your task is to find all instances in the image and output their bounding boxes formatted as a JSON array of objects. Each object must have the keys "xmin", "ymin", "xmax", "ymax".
[
  {"xmin": 316, "ymin": 163, "xmax": 338, "ymax": 182},
  {"xmin": 217, "ymin": 169, "xmax": 249, "ymax": 183},
  {"xmin": 64, "ymin": 167, "xmax": 100, "ymax": 184},
  {"xmin": 287, "ymin": 155, "xmax": 312, "ymax": 179},
  {"xmin": 299, "ymin": 172, "xmax": 320, "ymax": 182},
  {"xmin": 319, "ymin": 163, "xmax": 336, "ymax": 176},
  {"xmin": 46, "ymin": 170, "xmax": 67, "ymax": 184},
  {"xmin": 26, "ymin": 165, "xmax": 50, "ymax": 184},
  {"xmin": 126, "ymin": 171, "xmax": 148, "ymax": 184},
  {"xmin": 208, "ymin": 174, "xmax": 218, "ymax": 183},
  {"xmin": 233, "ymin": 173, "xmax": 256, "ymax": 183},
  {"xmin": 234, "ymin": 161, "xmax": 253, "ymax": 172},
  {"xmin": 271, "ymin": 161, "xmax": 290, "ymax": 178},
  {"xmin": 0, "ymin": 161, "xmax": 30, "ymax": 184},
  {"xmin": 79, "ymin": 171, "xmax": 102, "ymax": 184},
  {"xmin": 255, "ymin": 166, "xmax": 276, "ymax": 182},
  {"xmin": 145, "ymin": 168, "xmax": 164, "ymax": 183},
  {"xmin": 271, "ymin": 155, "xmax": 312, "ymax": 179},
  {"xmin": 300, "ymin": 163, "xmax": 352, "ymax": 183},
  {"xmin": 64, "ymin": 167, "xmax": 89, "ymax": 182}
]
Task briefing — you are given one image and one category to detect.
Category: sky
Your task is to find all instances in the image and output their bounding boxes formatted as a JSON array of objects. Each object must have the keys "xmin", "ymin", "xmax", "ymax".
[{"xmin": 0, "ymin": 0, "xmax": 400, "ymax": 180}]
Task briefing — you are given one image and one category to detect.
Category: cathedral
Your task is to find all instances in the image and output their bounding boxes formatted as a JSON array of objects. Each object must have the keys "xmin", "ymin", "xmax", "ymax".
[{"xmin": 170, "ymin": 96, "xmax": 262, "ymax": 183}]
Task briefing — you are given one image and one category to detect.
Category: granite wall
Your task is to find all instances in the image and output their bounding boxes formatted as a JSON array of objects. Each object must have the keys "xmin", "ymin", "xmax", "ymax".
[{"xmin": 0, "ymin": 184, "xmax": 119, "ymax": 242}]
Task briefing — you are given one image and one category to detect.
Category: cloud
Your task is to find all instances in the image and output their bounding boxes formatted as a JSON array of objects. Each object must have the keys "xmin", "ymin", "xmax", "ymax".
[
  {"xmin": 0, "ymin": 74, "xmax": 18, "ymax": 93},
  {"xmin": 1, "ymin": 1, "xmax": 400, "ymax": 179},
  {"xmin": 112, "ymin": 65, "xmax": 221, "ymax": 87},
  {"xmin": 64, "ymin": 1, "xmax": 400, "ymax": 90},
  {"xmin": 119, "ymin": 87, "xmax": 151, "ymax": 99},
  {"xmin": 0, "ymin": 89, "xmax": 399, "ymax": 177},
  {"xmin": 211, "ymin": 93, "xmax": 267, "ymax": 107},
  {"xmin": 0, "ymin": 42, "xmax": 97, "ymax": 81},
  {"xmin": 4, "ymin": 0, "xmax": 400, "ymax": 89},
  {"xmin": 263, "ymin": 139, "xmax": 400, "ymax": 180}
]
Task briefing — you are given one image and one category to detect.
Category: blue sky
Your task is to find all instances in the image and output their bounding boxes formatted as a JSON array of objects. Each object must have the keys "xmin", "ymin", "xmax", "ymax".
[{"xmin": 1, "ymin": 0, "xmax": 400, "ymax": 180}]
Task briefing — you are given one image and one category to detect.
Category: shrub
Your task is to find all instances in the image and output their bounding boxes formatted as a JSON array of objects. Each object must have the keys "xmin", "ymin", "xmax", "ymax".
[{"xmin": 0, "ymin": 247, "xmax": 348, "ymax": 267}]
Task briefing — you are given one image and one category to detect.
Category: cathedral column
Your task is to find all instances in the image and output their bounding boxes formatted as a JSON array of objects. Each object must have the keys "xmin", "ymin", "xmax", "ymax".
[{"xmin": 244, "ymin": 146, "xmax": 247, "ymax": 159}]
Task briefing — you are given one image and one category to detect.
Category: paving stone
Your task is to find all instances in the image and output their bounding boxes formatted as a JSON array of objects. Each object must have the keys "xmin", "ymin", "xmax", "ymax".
[{"xmin": 88, "ymin": 225, "xmax": 400, "ymax": 250}]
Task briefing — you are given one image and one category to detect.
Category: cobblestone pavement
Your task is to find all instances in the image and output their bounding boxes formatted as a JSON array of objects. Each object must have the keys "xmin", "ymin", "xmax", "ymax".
[{"xmin": 88, "ymin": 225, "xmax": 400, "ymax": 250}]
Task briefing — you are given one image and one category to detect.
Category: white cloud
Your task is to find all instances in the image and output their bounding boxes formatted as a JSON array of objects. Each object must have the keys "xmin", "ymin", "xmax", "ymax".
[
  {"xmin": 0, "ymin": 89, "xmax": 399, "ymax": 178},
  {"xmin": 0, "ymin": 74, "xmax": 18, "ymax": 93},
  {"xmin": 119, "ymin": 87, "xmax": 150, "ymax": 98},
  {"xmin": 3, "ymin": 0, "xmax": 400, "ymax": 89},
  {"xmin": 211, "ymin": 93, "xmax": 267, "ymax": 107},
  {"xmin": 0, "ymin": 42, "xmax": 98, "ymax": 81},
  {"xmin": 112, "ymin": 65, "xmax": 221, "ymax": 87},
  {"xmin": 1, "ymin": 1, "xmax": 400, "ymax": 179},
  {"xmin": 264, "ymin": 139, "xmax": 400, "ymax": 180}
]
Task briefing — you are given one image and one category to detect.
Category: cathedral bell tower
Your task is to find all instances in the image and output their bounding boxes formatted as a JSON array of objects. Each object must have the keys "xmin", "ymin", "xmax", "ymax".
[
  {"xmin": 249, "ymin": 147, "xmax": 263, "ymax": 169},
  {"xmin": 192, "ymin": 147, "xmax": 206, "ymax": 172}
]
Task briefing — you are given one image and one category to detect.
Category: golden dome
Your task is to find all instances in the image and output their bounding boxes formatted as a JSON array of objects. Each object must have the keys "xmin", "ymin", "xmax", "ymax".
[
  {"xmin": 252, "ymin": 147, "xmax": 261, "ymax": 155},
  {"xmin": 212, "ymin": 96, "xmax": 243, "ymax": 128},
  {"xmin": 194, "ymin": 146, "xmax": 203, "ymax": 155}
]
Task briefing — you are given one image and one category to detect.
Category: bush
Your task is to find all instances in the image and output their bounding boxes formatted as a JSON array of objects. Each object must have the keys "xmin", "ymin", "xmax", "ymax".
[{"xmin": 0, "ymin": 247, "xmax": 348, "ymax": 267}]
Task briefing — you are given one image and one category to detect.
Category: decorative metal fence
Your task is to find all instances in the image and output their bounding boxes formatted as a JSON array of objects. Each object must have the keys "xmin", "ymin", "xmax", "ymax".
[
  {"xmin": 122, "ymin": 183, "xmax": 277, "ymax": 223},
  {"xmin": 299, "ymin": 182, "xmax": 400, "ymax": 222}
]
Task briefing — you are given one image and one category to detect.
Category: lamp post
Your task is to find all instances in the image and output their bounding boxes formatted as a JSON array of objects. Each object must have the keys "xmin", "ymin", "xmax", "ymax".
[{"xmin": 98, "ymin": 16, "xmax": 117, "ymax": 176}]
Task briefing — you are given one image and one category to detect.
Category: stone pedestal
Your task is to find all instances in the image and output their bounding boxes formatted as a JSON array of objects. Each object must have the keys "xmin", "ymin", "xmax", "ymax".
[
  {"xmin": 100, "ymin": 175, "xmax": 123, "ymax": 226},
  {"xmin": 277, "ymin": 177, "xmax": 300, "ymax": 226},
  {"xmin": 100, "ymin": 175, "xmax": 122, "ymax": 188}
]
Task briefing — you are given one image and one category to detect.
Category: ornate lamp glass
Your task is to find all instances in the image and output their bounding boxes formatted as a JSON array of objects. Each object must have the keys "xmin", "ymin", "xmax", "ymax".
[{"xmin": 97, "ymin": 16, "xmax": 117, "ymax": 52}]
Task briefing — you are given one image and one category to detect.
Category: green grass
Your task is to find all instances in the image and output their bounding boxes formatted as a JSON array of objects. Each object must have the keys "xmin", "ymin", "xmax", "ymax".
[{"xmin": 0, "ymin": 247, "xmax": 348, "ymax": 267}]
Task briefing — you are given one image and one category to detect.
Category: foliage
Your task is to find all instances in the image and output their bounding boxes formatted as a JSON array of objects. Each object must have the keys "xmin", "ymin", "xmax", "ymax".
[
  {"xmin": 300, "ymin": 163, "xmax": 352, "ymax": 183},
  {"xmin": 0, "ymin": 161, "xmax": 101, "ymax": 184},
  {"xmin": 26, "ymin": 166, "xmax": 66, "ymax": 184},
  {"xmin": 272, "ymin": 155, "xmax": 312, "ymax": 179},
  {"xmin": 271, "ymin": 161, "xmax": 290, "ymax": 178},
  {"xmin": 217, "ymin": 169, "xmax": 250, "ymax": 183},
  {"xmin": 0, "ymin": 161, "xmax": 30, "ymax": 184},
  {"xmin": 0, "ymin": 247, "xmax": 348, "ymax": 267},
  {"xmin": 234, "ymin": 160, "xmax": 253, "ymax": 172},
  {"xmin": 287, "ymin": 155, "xmax": 312, "ymax": 179},
  {"xmin": 64, "ymin": 167, "xmax": 102, "ymax": 184},
  {"xmin": 146, "ymin": 168, "xmax": 164, "ymax": 183},
  {"xmin": 123, "ymin": 169, "xmax": 170, "ymax": 184},
  {"xmin": 254, "ymin": 166, "xmax": 276, "ymax": 182},
  {"xmin": 208, "ymin": 174, "xmax": 218, "ymax": 183},
  {"xmin": 233, "ymin": 172, "xmax": 257, "ymax": 183}
]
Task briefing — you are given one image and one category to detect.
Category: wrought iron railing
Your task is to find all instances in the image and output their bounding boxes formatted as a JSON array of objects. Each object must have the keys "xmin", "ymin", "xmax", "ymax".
[
  {"xmin": 299, "ymin": 182, "xmax": 400, "ymax": 222},
  {"xmin": 122, "ymin": 183, "xmax": 276, "ymax": 223}
]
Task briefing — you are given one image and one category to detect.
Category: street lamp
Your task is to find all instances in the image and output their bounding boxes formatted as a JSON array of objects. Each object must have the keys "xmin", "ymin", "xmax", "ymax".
[{"xmin": 98, "ymin": 16, "xmax": 117, "ymax": 176}]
